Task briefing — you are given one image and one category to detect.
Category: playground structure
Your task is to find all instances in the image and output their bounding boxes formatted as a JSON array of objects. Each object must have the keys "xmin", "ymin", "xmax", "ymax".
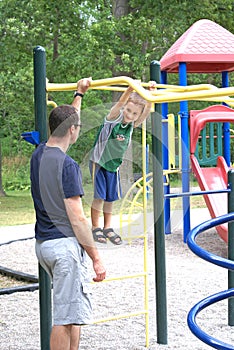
[
  {"xmin": 114, "ymin": 19, "xmax": 234, "ymax": 247},
  {"xmin": 187, "ymin": 210, "xmax": 234, "ymax": 350},
  {"xmin": 2, "ymin": 18, "xmax": 233, "ymax": 349},
  {"xmin": 190, "ymin": 104, "xmax": 234, "ymax": 243},
  {"xmin": 159, "ymin": 19, "xmax": 234, "ymax": 245},
  {"xmin": 159, "ymin": 18, "xmax": 234, "ymax": 349},
  {"xmin": 38, "ymin": 54, "xmax": 234, "ymax": 345}
]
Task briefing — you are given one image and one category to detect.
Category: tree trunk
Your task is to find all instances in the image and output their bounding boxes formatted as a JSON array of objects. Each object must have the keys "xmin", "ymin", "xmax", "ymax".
[
  {"xmin": 0, "ymin": 141, "xmax": 6, "ymax": 197},
  {"xmin": 112, "ymin": 0, "xmax": 134, "ymax": 196},
  {"xmin": 112, "ymin": 0, "xmax": 130, "ymax": 18},
  {"xmin": 53, "ymin": 34, "xmax": 59, "ymax": 62},
  {"xmin": 112, "ymin": 0, "xmax": 132, "ymax": 85}
]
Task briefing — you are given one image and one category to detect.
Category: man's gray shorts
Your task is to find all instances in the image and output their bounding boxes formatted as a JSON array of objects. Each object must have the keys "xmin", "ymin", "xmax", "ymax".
[{"xmin": 35, "ymin": 237, "xmax": 93, "ymax": 326}]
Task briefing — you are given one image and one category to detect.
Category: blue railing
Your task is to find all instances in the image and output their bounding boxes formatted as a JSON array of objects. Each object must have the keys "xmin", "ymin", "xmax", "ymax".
[{"xmin": 187, "ymin": 212, "xmax": 234, "ymax": 350}]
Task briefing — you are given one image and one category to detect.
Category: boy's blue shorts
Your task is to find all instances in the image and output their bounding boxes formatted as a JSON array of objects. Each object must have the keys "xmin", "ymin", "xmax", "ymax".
[{"xmin": 89, "ymin": 161, "xmax": 122, "ymax": 202}]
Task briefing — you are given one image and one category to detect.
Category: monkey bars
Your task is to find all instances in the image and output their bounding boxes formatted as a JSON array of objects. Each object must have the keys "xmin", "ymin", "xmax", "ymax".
[{"xmin": 46, "ymin": 77, "xmax": 234, "ymax": 106}]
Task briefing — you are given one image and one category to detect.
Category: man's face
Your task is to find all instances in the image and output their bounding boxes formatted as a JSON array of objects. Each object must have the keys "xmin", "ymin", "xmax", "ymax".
[{"xmin": 70, "ymin": 123, "xmax": 81, "ymax": 144}]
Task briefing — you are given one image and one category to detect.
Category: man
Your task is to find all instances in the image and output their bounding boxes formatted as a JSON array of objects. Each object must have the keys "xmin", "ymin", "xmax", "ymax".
[{"xmin": 30, "ymin": 77, "xmax": 106, "ymax": 350}]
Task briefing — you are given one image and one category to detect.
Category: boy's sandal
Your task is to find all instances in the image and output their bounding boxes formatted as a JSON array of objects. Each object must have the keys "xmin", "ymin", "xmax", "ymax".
[
  {"xmin": 103, "ymin": 228, "xmax": 122, "ymax": 245},
  {"xmin": 92, "ymin": 228, "xmax": 107, "ymax": 244}
]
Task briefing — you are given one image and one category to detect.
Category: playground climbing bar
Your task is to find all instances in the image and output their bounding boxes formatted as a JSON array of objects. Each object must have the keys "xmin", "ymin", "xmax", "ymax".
[
  {"xmin": 228, "ymin": 169, "xmax": 234, "ymax": 326},
  {"xmin": 222, "ymin": 71, "xmax": 231, "ymax": 165},
  {"xmin": 187, "ymin": 167, "xmax": 234, "ymax": 348},
  {"xmin": 47, "ymin": 78, "xmax": 234, "ymax": 104},
  {"xmin": 33, "ymin": 46, "xmax": 52, "ymax": 350},
  {"xmin": 179, "ymin": 62, "xmax": 190, "ymax": 242},
  {"xmin": 150, "ymin": 60, "xmax": 168, "ymax": 344}
]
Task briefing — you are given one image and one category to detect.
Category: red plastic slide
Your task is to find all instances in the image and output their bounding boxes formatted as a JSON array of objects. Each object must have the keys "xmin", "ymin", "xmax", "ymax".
[{"xmin": 189, "ymin": 105, "xmax": 234, "ymax": 243}]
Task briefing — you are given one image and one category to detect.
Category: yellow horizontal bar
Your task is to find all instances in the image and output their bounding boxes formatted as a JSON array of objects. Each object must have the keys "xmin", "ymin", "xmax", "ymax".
[
  {"xmin": 157, "ymin": 83, "xmax": 224, "ymax": 96},
  {"xmin": 92, "ymin": 86, "xmax": 126, "ymax": 92},
  {"xmin": 162, "ymin": 83, "xmax": 216, "ymax": 91},
  {"xmin": 47, "ymin": 78, "xmax": 215, "ymax": 93},
  {"xmin": 151, "ymin": 88, "xmax": 234, "ymax": 104},
  {"xmin": 163, "ymin": 169, "xmax": 181, "ymax": 175},
  {"xmin": 122, "ymin": 234, "xmax": 146, "ymax": 240},
  {"xmin": 120, "ymin": 220, "xmax": 142, "ymax": 225},
  {"xmin": 93, "ymin": 310, "xmax": 148, "ymax": 324},
  {"xmin": 46, "ymin": 76, "xmax": 150, "ymax": 92},
  {"xmin": 198, "ymin": 96, "xmax": 234, "ymax": 107},
  {"xmin": 151, "ymin": 86, "xmax": 234, "ymax": 103},
  {"xmin": 92, "ymin": 272, "xmax": 147, "ymax": 284},
  {"xmin": 46, "ymin": 76, "xmax": 234, "ymax": 104}
]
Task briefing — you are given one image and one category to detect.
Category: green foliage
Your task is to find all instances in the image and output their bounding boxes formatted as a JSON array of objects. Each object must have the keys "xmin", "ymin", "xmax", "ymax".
[
  {"xmin": 2, "ymin": 156, "xmax": 31, "ymax": 191},
  {"xmin": 0, "ymin": 190, "xmax": 35, "ymax": 226},
  {"xmin": 1, "ymin": 0, "xmax": 234, "ymax": 190}
]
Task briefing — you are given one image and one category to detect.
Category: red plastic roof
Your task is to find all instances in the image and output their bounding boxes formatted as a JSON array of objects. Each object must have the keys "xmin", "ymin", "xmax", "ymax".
[{"xmin": 160, "ymin": 19, "xmax": 234, "ymax": 73}]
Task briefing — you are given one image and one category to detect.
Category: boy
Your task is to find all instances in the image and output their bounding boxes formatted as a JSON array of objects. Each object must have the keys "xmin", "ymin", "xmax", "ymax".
[{"xmin": 89, "ymin": 81, "xmax": 156, "ymax": 245}]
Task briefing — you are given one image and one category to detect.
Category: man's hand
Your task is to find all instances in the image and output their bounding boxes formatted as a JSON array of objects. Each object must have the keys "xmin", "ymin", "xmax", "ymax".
[
  {"xmin": 77, "ymin": 77, "xmax": 92, "ymax": 95},
  {"xmin": 72, "ymin": 77, "xmax": 92, "ymax": 109},
  {"xmin": 92, "ymin": 259, "xmax": 106, "ymax": 282}
]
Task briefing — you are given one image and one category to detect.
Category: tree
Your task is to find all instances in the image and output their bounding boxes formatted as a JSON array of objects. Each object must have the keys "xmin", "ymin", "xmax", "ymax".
[
  {"xmin": 1, "ymin": 0, "xmax": 234, "ymax": 190},
  {"xmin": 0, "ymin": 142, "xmax": 6, "ymax": 196}
]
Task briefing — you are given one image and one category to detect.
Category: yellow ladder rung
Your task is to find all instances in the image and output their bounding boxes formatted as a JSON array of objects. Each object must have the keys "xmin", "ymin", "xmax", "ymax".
[
  {"xmin": 122, "ymin": 234, "xmax": 146, "ymax": 240},
  {"xmin": 93, "ymin": 310, "xmax": 148, "ymax": 324}
]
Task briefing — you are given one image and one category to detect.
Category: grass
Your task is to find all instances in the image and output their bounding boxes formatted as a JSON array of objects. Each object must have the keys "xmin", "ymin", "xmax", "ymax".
[
  {"xmin": 0, "ymin": 184, "xmax": 206, "ymax": 227},
  {"xmin": 0, "ymin": 184, "xmax": 206, "ymax": 288},
  {"xmin": 0, "ymin": 189, "xmax": 125, "ymax": 227},
  {"xmin": 0, "ymin": 155, "xmax": 206, "ymax": 226},
  {"xmin": 0, "ymin": 190, "xmax": 35, "ymax": 226}
]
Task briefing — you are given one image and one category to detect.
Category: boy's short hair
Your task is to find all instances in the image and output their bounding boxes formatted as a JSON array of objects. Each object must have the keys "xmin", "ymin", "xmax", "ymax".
[
  {"xmin": 128, "ymin": 92, "xmax": 146, "ymax": 110},
  {"xmin": 49, "ymin": 105, "xmax": 80, "ymax": 137},
  {"xmin": 128, "ymin": 92, "xmax": 152, "ymax": 128}
]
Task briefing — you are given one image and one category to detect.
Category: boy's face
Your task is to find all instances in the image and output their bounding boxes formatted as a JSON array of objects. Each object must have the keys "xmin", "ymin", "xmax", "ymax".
[{"xmin": 122, "ymin": 102, "xmax": 143, "ymax": 124}]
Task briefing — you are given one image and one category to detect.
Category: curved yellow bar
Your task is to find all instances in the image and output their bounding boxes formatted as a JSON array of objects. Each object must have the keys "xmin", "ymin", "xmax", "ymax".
[
  {"xmin": 46, "ymin": 78, "xmax": 215, "ymax": 94},
  {"xmin": 47, "ymin": 76, "xmax": 234, "ymax": 104},
  {"xmin": 47, "ymin": 100, "xmax": 57, "ymax": 108},
  {"xmin": 47, "ymin": 76, "xmax": 152, "ymax": 96},
  {"xmin": 47, "ymin": 77, "xmax": 215, "ymax": 93},
  {"xmin": 93, "ymin": 83, "xmax": 234, "ymax": 106}
]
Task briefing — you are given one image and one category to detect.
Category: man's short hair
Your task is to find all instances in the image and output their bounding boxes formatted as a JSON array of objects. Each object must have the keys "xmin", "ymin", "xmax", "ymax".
[{"xmin": 49, "ymin": 105, "xmax": 80, "ymax": 137}]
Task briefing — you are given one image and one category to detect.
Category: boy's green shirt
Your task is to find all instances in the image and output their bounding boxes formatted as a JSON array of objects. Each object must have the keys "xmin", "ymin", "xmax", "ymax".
[{"xmin": 91, "ymin": 114, "xmax": 133, "ymax": 172}]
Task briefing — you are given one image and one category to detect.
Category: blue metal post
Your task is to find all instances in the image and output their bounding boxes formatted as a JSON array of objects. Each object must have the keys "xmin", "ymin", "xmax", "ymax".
[
  {"xmin": 222, "ymin": 71, "xmax": 230, "ymax": 166},
  {"xmin": 161, "ymin": 71, "xmax": 171, "ymax": 234},
  {"xmin": 179, "ymin": 63, "xmax": 190, "ymax": 242},
  {"xmin": 228, "ymin": 169, "xmax": 234, "ymax": 326}
]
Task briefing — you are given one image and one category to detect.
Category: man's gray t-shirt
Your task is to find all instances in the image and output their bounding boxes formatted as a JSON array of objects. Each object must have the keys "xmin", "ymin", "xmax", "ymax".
[{"xmin": 30, "ymin": 143, "xmax": 84, "ymax": 240}]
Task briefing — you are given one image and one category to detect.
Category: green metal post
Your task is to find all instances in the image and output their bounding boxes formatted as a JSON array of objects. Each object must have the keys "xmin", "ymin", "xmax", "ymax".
[
  {"xmin": 228, "ymin": 169, "xmax": 234, "ymax": 326},
  {"xmin": 33, "ymin": 46, "xmax": 52, "ymax": 350},
  {"xmin": 150, "ymin": 61, "xmax": 167, "ymax": 344}
]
